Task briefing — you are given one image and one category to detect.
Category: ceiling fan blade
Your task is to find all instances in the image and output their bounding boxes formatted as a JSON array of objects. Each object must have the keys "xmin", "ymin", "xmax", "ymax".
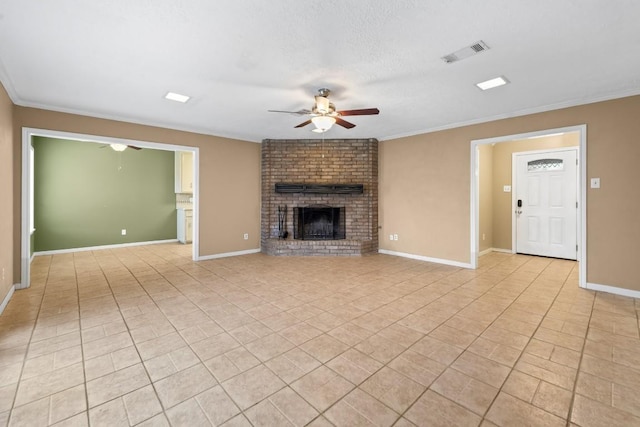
[
  {"xmin": 335, "ymin": 117, "xmax": 356, "ymax": 129},
  {"xmin": 100, "ymin": 144, "xmax": 141, "ymax": 150},
  {"xmin": 337, "ymin": 108, "xmax": 380, "ymax": 116},
  {"xmin": 268, "ymin": 109, "xmax": 311, "ymax": 115},
  {"xmin": 294, "ymin": 119, "xmax": 312, "ymax": 128}
]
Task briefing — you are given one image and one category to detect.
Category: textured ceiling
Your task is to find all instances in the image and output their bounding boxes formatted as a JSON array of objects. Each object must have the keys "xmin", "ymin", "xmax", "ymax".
[{"xmin": 1, "ymin": 1, "xmax": 639, "ymax": 142}]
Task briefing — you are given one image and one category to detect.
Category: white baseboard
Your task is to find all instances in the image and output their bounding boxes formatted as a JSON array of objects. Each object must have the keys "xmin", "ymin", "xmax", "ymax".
[
  {"xmin": 197, "ymin": 248, "xmax": 261, "ymax": 261},
  {"xmin": 378, "ymin": 249, "xmax": 472, "ymax": 269},
  {"xmin": 0, "ymin": 285, "xmax": 15, "ymax": 315},
  {"xmin": 479, "ymin": 248, "xmax": 493, "ymax": 257},
  {"xmin": 33, "ymin": 239, "xmax": 179, "ymax": 256},
  {"xmin": 478, "ymin": 248, "xmax": 513, "ymax": 256},
  {"xmin": 583, "ymin": 282, "xmax": 640, "ymax": 299},
  {"xmin": 491, "ymin": 248, "xmax": 513, "ymax": 254},
  {"xmin": 479, "ymin": 247, "xmax": 514, "ymax": 258}
]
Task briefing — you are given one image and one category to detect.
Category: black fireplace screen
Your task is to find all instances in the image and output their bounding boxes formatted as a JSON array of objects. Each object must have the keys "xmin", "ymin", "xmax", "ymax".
[{"xmin": 293, "ymin": 206, "xmax": 346, "ymax": 240}]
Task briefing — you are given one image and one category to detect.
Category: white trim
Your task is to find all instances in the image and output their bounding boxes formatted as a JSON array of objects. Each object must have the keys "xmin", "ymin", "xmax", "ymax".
[
  {"xmin": 378, "ymin": 249, "xmax": 472, "ymax": 269},
  {"xmin": 584, "ymin": 282, "xmax": 640, "ymax": 299},
  {"xmin": 579, "ymin": 128, "xmax": 587, "ymax": 290},
  {"xmin": 9, "ymin": 98, "xmax": 264, "ymax": 143},
  {"xmin": 0, "ymin": 285, "xmax": 15, "ymax": 315},
  {"xmin": 511, "ymin": 147, "xmax": 579, "ymax": 259},
  {"xmin": 470, "ymin": 126, "xmax": 586, "ymax": 146},
  {"xmin": 0, "ymin": 54, "xmax": 637, "ymax": 145},
  {"xmin": 197, "ymin": 249, "xmax": 261, "ymax": 261},
  {"xmin": 24, "ymin": 128, "xmax": 194, "ymax": 153},
  {"xmin": 22, "ymin": 127, "xmax": 201, "ymax": 289},
  {"xmin": 20, "ymin": 128, "xmax": 31, "ymax": 290},
  {"xmin": 471, "ymin": 247, "xmax": 513, "ymax": 257},
  {"xmin": 33, "ymin": 239, "xmax": 179, "ymax": 256},
  {"xmin": 491, "ymin": 248, "xmax": 513, "ymax": 254},
  {"xmin": 470, "ymin": 125, "xmax": 587, "ymax": 287},
  {"xmin": 379, "ymin": 89, "xmax": 640, "ymax": 142}
]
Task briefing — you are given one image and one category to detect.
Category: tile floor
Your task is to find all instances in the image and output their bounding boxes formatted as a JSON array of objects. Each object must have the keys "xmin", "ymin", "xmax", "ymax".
[{"xmin": 1, "ymin": 244, "xmax": 639, "ymax": 426}]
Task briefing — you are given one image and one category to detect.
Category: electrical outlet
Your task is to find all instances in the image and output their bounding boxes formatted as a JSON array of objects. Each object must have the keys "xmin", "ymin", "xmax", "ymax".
[
  {"xmin": 389, "ymin": 234, "xmax": 394, "ymax": 241},
  {"xmin": 121, "ymin": 229, "xmax": 127, "ymax": 236},
  {"xmin": 590, "ymin": 178, "xmax": 600, "ymax": 189},
  {"xmin": 243, "ymin": 233, "xmax": 249, "ymax": 240},
  {"xmin": 393, "ymin": 234, "xmax": 399, "ymax": 241}
]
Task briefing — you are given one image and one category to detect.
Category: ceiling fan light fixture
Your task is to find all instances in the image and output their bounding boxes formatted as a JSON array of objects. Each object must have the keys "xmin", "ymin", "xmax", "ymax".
[
  {"xmin": 110, "ymin": 143, "xmax": 127, "ymax": 152},
  {"xmin": 269, "ymin": 87, "xmax": 378, "ymax": 131},
  {"xmin": 315, "ymin": 96, "xmax": 331, "ymax": 114},
  {"xmin": 311, "ymin": 116, "xmax": 336, "ymax": 132}
]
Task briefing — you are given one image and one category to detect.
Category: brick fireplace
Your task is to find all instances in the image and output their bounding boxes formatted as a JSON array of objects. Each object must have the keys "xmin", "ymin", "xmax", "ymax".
[{"xmin": 261, "ymin": 138, "xmax": 378, "ymax": 256}]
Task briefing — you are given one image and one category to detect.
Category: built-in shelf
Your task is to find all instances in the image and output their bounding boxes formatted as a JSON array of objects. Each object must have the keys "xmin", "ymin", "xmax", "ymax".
[{"xmin": 275, "ymin": 183, "xmax": 364, "ymax": 194}]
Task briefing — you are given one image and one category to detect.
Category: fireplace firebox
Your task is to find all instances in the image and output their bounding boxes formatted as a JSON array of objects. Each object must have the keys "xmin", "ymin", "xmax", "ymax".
[{"xmin": 293, "ymin": 206, "xmax": 345, "ymax": 240}]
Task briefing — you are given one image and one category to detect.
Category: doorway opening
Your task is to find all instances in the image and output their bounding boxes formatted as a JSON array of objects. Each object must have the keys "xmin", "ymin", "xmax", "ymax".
[
  {"xmin": 470, "ymin": 125, "xmax": 586, "ymax": 288},
  {"xmin": 20, "ymin": 127, "xmax": 200, "ymax": 289}
]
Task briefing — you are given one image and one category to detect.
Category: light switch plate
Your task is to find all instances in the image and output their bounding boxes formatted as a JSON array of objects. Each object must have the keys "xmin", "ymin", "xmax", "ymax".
[
  {"xmin": 590, "ymin": 178, "xmax": 600, "ymax": 189},
  {"xmin": 503, "ymin": 185, "xmax": 511, "ymax": 192}
]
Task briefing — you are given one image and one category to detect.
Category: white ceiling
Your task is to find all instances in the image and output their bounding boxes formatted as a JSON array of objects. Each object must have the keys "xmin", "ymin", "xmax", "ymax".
[{"xmin": 1, "ymin": 1, "xmax": 640, "ymax": 142}]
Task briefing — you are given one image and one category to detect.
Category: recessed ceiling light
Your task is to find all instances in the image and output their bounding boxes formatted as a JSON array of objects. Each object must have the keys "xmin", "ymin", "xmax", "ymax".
[
  {"xmin": 165, "ymin": 92, "xmax": 190, "ymax": 103},
  {"xmin": 476, "ymin": 76, "xmax": 509, "ymax": 91}
]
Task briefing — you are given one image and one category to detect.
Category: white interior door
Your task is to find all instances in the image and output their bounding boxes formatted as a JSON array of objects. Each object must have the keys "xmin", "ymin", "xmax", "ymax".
[{"xmin": 515, "ymin": 149, "xmax": 578, "ymax": 260}]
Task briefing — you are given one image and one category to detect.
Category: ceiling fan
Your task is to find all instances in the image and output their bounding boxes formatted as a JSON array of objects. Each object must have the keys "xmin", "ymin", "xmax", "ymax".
[
  {"xmin": 268, "ymin": 88, "xmax": 380, "ymax": 132},
  {"xmin": 100, "ymin": 143, "xmax": 142, "ymax": 151}
]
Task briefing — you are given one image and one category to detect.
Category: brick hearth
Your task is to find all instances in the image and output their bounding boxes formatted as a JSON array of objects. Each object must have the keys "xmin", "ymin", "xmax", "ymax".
[{"xmin": 261, "ymin": 138, "xmax": 378, "ymax": 256}]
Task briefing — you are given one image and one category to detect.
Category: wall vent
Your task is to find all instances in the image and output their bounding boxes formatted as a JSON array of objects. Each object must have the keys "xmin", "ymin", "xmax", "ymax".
[{"xmin": 442, "ymin": 40, "xmax": 490, "ymax": 64}]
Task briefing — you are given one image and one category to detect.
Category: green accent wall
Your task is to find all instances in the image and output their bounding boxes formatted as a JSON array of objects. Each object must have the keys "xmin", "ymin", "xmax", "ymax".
[{"xmin": 33, "ymin": 137, "xmax": 177, "ymax": 251}]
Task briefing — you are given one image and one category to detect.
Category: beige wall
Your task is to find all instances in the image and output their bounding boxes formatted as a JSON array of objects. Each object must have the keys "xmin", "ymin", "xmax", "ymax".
[
  {"xmin": 0, "ymin": 83, "xmax": 13, "ymax": 304},
  {"xmin": 12, "ymin": 106, "xmax": 261, "ymax": 283},
  {"xmin": 380, "ymin": 95, "xmax": 640, "ymax": 291},
  {"xmin": 379, "ymin": 131, "xmax": 470, "ymax": 261},
  {"xmin": 491, "ymin": 132, "xmax": 579, "ymax": 250}
]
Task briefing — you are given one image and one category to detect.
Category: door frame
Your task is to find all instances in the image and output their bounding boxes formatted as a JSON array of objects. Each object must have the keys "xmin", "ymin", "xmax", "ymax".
[
  {"xmin": 20, "ymin": 127, "xmax": 200, "ymax": 290},
  {"xmin": 511, "ymin": 147, "xmax": 579, "ymax": 259},
  {"xmin": 469, "ymin": 124, "xmax": 587, "ymax": 288}
]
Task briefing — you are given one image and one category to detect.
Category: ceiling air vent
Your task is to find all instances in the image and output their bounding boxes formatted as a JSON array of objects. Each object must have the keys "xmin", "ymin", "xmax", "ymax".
[{"xmin": 442, "ymin": 40, "xmax": 490, "ymax": 64}]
